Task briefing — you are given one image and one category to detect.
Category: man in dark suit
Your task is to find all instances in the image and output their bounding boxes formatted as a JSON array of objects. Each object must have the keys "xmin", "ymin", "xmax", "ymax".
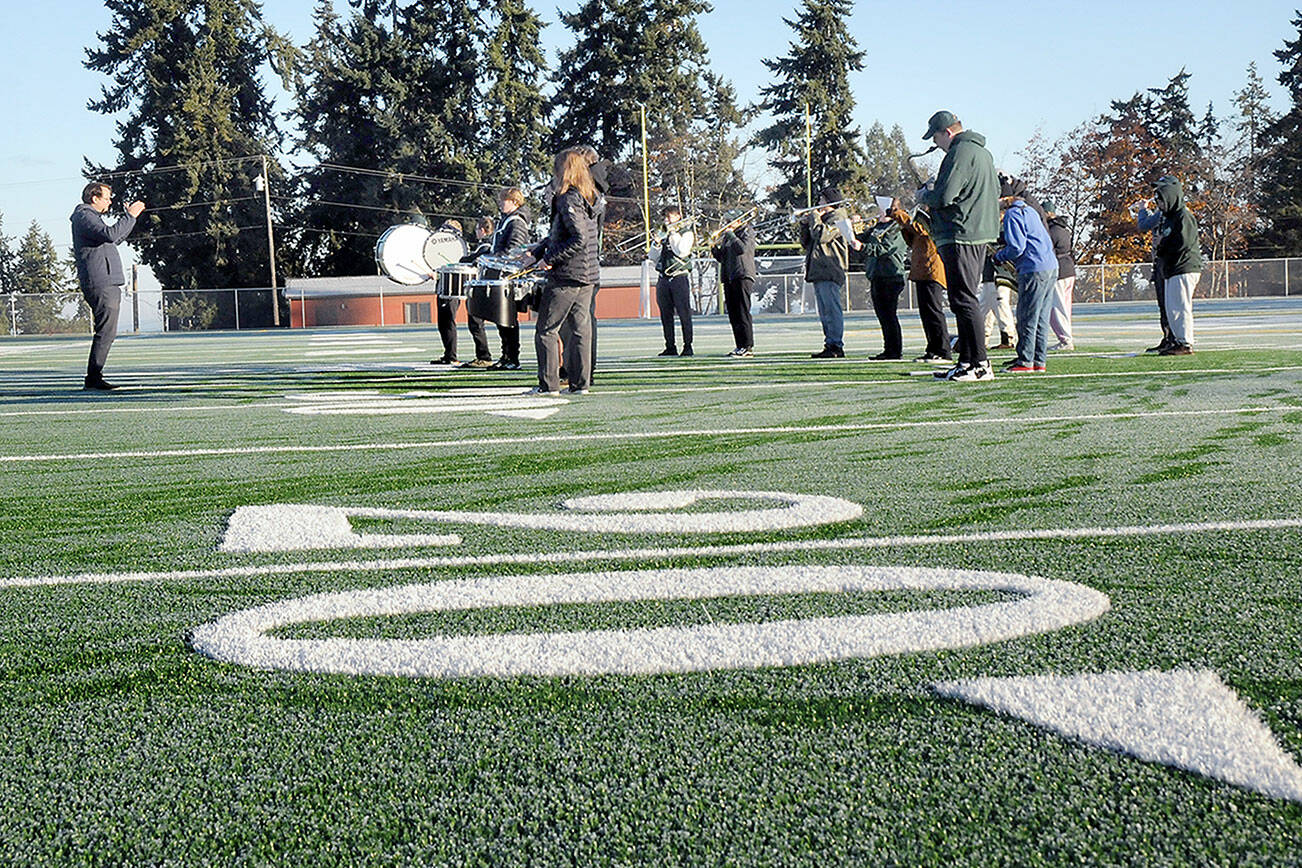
[{"xmin": 70, "ymin": 182, "xmax": 145, "ymax": 390}]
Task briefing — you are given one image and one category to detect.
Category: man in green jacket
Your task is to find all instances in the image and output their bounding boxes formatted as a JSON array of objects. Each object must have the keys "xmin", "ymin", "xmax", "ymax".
[
  {"xmin": 918, "ymin": 110, "xmax": 1000, "ymax": 382},
  {"xmin": 1152, "ymin": 175, "xmax": 1203, "ymax": 355},
  {"xmin": 860, "ymin": 214, "xmax": 910, "ymax": 359}
]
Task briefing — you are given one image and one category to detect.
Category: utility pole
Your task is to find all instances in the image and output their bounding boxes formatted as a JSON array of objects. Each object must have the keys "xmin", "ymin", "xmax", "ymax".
[
  {"xmin": 804, "ymin": 103, "xmax": 813, "ymax": 209},
  {"xmin": 131, "ymin": 264, "xmax": 139, "ymax": 333},
  {"xmin": 258, "ymin": 155, "xmax": 280, "ymax": 326}
]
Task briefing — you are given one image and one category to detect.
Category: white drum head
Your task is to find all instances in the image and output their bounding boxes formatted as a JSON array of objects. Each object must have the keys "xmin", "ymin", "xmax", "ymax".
[
  {"xmin": 423, "ymin": 230, "xmax": 468, "ymax": 270},
  {"xmin": 375, "ymin": 224, "xmax": 435, "ymax": 286}
]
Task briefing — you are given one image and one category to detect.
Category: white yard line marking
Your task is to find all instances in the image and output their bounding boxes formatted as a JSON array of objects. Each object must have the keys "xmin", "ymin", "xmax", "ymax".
[
  {"xmin": 0, "ymin": 405, "xmax": 1294, "ymax": 464},
  {"xmin": 5, "ymin": 516, "xmax": 1299, "ymax": 589},
  {"xmin": 189, "ymin": 565, "xmax": 1111, "ymax": 678}
]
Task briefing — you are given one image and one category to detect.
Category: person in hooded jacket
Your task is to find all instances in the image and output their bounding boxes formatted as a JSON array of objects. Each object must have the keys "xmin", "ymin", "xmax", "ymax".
[
  {"xmin": 859, "ymin": 212, "xmax": 910, "ymax": 359},
  {"xmin": 522, "ymin": 150, "xmax": 599, "ymax": 394},
  {"xmin": 1041, "ymin": 198, "xmax": 1077, "ymax": 351},
  {"xmin": 799, "ymin": 187, "xmax": 852, "ymax": 358},
  {"xmin": 1151, "ymin": 175, "xmax": 1203, "ymax": 355},
  {"xmin": 1133, "ymin": 198, "xmax": 1171, "ymax": 352},
  {"xmin": 917, "ymin": 111, "xmax": 1000, "ymax": 382}
]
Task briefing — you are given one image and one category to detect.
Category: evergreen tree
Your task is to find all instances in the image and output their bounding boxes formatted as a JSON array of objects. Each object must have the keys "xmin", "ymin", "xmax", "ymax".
[
  {"xmin": 1147, "ymin": 69, "xmax": 1200, "ymax": 164},
  {"xmin": 84, "ymin": 0, "xmax": 294, "ymax": 293},
  {"xmin": 0, "ymin": 212, "xmax": 15, "ymax": 294},
  {"xmin": 1233, "ymin": 61, "xmax": 1277, "ymax": 169},
  {"xmin": 482, "ymin": 0, "xmax": 550, "ymax": 187},
  {"xmin": 548, "ymin": 0, "xmax": 713, "ymax": 161},
  {"xmin": 862, "ymin": 122, "xmax": 920, "ymax": 206},
  {"xmin": 12, "ymin": 222, "xmax": 74, "ymax": 334},
  {"xmin": 752, "ymin": 0, "xmax": 867, "ymax": 210}
]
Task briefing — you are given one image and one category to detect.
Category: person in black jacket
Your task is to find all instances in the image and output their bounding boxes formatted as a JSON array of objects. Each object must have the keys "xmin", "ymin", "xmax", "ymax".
[
  {"xmin": 486, "ymin": 188, "xmax": 531, "ymax": 369},
  {"xmin": 1041, "ymin": 199, "xmax": 1077, "ymax": 351},
  {"xmin": 522, "ymin": 150, "xmax": 599, "ymax": 395},
  {"xmin": 70, "ymin": 182, "xmax": 145, "ymax": 390},
  {"xmin": 710, "ymin": 211, "xmax": 757, "ymax": 357}
]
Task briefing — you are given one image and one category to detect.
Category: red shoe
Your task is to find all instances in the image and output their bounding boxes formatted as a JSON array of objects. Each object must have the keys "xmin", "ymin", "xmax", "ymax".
[{"xmin": 1034, "ymin": 364, "xmax": 1046, "ymax": 372}]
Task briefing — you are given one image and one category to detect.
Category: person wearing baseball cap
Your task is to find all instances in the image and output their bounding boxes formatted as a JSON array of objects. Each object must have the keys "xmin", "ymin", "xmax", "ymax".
[{"xmin": 917, "ymin": 111, "xmax": 1000, "ymax": 382}]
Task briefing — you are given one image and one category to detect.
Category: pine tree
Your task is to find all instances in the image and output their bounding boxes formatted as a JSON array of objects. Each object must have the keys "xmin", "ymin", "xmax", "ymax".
[
  {"xmin": 482, "ymin": 0, "xmax": 550, "ymax": 188},
  {"xmin": 1147, "ymin": 69, "xmax": 1200, "ymax": 164},
  {"xmin": 84, "ymin": 0, "xmax": 293, "ymax": 295},
  {"xmin": 0, "ymin": 212, "xmax": 15, "ymax": 295},
  {"xmin": 1233, "ymin": 62, "xmax": 1277, "ymax": 169},
  {"xmin": 752, "ymin": 0, "xmax": 867, "ymax": 210},
  {"xmin": 1257, "ymin": 13, "xmax": 1302, "ymax": 255},
  {"xmin": 862, "ymin": 122, "xmax": 920, "ymax": 206},
  {"xmin": 548, "ymin": 0, "xmax": 713, "ymax": 161},
  {"xmin": 12, "ymin": 222, "xmax": 73, "ymax": 334}
]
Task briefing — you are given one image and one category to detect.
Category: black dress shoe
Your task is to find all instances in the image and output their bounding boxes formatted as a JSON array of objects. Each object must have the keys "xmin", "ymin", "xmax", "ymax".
[
  {"xmin": 680, "ymin": 345, "xmax": 693, "ymax": 356},
  {"xmin": 84, "ymin": 378, "xmax": 117, "ymax": 391},
  {"xmin": 658, "ymin": 347, "xmax": 678, "ymax": 357}
]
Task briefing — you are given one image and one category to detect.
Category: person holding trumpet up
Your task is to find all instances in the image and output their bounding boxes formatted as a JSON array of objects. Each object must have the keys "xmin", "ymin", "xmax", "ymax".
[
  {"xmin": 798, "ymin": 187, "xmax": 852, "ymax": 358},
  {"xmin": 710, "ymin": 208, "xmax": 758, "ymax": 358},
  {"xmin": 656, "ymin": 206, "xmax": 696, "ymax": 357}
]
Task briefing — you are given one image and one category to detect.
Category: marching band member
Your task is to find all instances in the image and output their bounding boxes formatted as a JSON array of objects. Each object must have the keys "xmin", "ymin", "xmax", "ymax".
[
  {"xmin": 1042, "ymin": 198, "xmax": 1077, "ymax": 352},
  {"xmin": 887, "ymin": 200, "xmax": 952, "ymax": 362},
  {"xmin": 655, "ymin": 206, "xmax": 696, "ymax": 356},
  {"xmin": 710, "ymin": 210, "xmax": 757, "ymax": 357},
  {"xmin": 859, "ymin": 208, "xmax": 910, "ymax": 360},
  {"xmin": 432, "ymin": 217, "xmax": 492, "ymax": 365},
  {"xmin": 521, "ymin": 150, "xmax": 599, "ymax": 395},
  {"xmin": 561, "ymin": 145, "xmax": 609, "ymax": 382},
  {"xmin": 799, "ymin": 187, "xmax": 850, "ymax": 358},
  {"xmin": 483, "ymin": 187, "xmax": 532, "ymax": 370}
]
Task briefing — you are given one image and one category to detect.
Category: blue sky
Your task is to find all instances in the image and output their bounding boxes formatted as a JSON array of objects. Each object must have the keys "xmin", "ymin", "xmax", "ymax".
[{"xmin": 1, "ymin": 0, "xmax": 1297, "ymax": 258}]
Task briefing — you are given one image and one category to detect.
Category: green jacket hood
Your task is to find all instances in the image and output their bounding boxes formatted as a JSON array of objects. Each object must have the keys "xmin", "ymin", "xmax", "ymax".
[
  {"xmin": 951, "ymin": 130, "xmax": 987, "ymax": 149},
  {"xmin": 1154, "ymin": 176, "xmax": 1185, "ymax": 213}
]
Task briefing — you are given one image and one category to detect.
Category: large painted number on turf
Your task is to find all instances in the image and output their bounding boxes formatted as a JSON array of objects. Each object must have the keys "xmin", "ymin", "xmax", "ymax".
[
  {"xmin": 219, "ymin": 490, "xmax": 865, "ymax": 552},
  {"xmin": 190, "ymin": 565, "xmax": 1110, "ymax": 678}
]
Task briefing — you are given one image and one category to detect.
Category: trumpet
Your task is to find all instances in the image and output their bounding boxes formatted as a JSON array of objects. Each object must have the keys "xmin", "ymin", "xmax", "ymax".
[{"xmin": 707, "ymin": 205, "xmax": 759, "ymax": 245}]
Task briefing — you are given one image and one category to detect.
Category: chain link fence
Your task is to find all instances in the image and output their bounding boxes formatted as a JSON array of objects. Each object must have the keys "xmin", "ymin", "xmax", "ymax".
[{"xmin": 4, "ymin": 257, "xmax": 1300, "ymax": 336}]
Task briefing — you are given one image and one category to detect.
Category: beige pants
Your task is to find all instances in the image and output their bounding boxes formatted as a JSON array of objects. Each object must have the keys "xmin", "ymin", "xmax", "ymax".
[{"xmin": 980, "ymin": 281, "xmax": 1015, "ymax": 341}]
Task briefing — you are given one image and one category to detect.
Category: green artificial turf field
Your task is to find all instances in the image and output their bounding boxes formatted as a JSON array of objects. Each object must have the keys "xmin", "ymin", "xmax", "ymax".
[{"xmin": 0, "ymin": 299, "xmax": 1299, "ymax": 865}]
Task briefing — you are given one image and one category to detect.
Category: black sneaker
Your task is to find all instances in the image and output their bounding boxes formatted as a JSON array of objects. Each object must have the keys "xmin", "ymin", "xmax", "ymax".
[
  {"xmin": 658, "ymin": 347, "xmax": 678, "ymax": 357},
  {"xmin": 430, "ymin": 356, "xmax": 457, "ymax": 365},
  {"xmin": 83, "ymin": 377, "xmax": 117, "ymax": 391},
  {"xmin": 952, "ymin": 361, "xmax": 995, "ymax": 382},
  {"xmin": 811, "ymin": 346, "xmax": 838, "ymax": 359},
  {"xmin": 869, "ymin": 352, "xmax": 901, "ymax": 361},
  {"xmin": 680, "ymin": 345, "xmax": 693, "ymax": 357},
  {"xmin": 1158, "ymin": 343, "xmax": 1193, "ymax": 355}
]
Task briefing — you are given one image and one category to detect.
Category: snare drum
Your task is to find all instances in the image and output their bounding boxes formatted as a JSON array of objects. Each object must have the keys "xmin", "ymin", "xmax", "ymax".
[
  {"xmin": 435, "ymin": 264, "xmax": 478, "ymax": 299},
  {"xmin": 467, "ymin": 279, "xmax": 517, "ymax": 328},
  {"xmin": 375, "ymin": 225, "xmax": 469, "ymax": 285}
]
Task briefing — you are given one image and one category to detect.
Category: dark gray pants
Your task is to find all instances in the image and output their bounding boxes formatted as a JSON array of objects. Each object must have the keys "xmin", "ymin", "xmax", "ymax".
[
  {"xmin": 81, "ymin": 284, "xmax": 121, "ymax": 381},
  {"xmin": 535, "ymin": 283, "xmax": 594, "ymax": 392},
  {"xmin": 724, "ymin": 277, "xmax": 754, "ymax": 350}
]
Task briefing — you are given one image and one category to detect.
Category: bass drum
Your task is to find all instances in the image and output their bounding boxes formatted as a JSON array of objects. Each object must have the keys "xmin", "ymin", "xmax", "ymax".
[
  {"xmin": 375, "ymin": 225, "xmax": 469, "ymax": 286},
  {"xmin": 422, "ymin": 230, "xmax": 468, "ymax": 271},
  {"xmin": 375, "ymin": 224, "xmax": 434, "ymax": 286}
]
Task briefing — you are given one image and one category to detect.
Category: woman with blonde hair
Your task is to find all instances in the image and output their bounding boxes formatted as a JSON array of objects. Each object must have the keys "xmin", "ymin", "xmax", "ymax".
[{"xmin": 522, "ymin": 149, "xmax": 599, "ymax": 395}]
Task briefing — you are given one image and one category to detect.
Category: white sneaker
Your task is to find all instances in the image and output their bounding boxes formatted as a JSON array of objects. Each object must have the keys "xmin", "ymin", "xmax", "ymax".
[
  {"xmin": 523, "ymin": 386, "xmax": 561, "ymax": 397},
  {"xmin": 934, "ymin": 363, "xmax": 966, "ymax": 380},
  {"xmin": 1049, "ymin": 341, "xmax": 1074, "ymax": 352},
  {"xmin": 951, "ymin": 361, "xmax": 994, "ymax": 382}
]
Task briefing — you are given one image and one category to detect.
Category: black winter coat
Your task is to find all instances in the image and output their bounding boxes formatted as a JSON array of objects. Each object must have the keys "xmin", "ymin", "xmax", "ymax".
[{"xmin": 532, "ymin": 188, "xmax": 599, "ymax": 286}]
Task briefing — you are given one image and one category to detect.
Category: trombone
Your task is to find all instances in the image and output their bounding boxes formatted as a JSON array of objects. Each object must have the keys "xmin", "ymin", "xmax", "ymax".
[
  {"xmin": 707, "ymin": 205, "xmax": 759, "ymax": 245},
  {"xmin": 611, "ymin": 214, "xmax": 701, "ymax": 255},
  {"xmin": 788, "ymin": 200, "xmax": 852, "ymax": 222}
]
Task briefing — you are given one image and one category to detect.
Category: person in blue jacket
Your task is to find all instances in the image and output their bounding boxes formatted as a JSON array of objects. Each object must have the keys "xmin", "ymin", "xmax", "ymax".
[
  {"xmin": 994, "ymin": 193, "xmax": 1059, "ymax": 372},
  {"xmin": 70, "ymin": 182, "xmax": 146, "ymax": 390}
]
